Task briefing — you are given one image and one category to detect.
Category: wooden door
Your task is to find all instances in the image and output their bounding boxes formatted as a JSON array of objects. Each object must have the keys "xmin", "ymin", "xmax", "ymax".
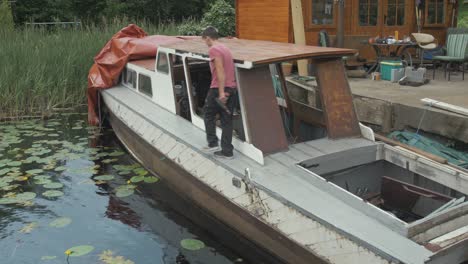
[
  {"xmin": 353, "ymin": 0, "xmax": 413, "ymax": 38},
  {"xmin": 381, "ymin": 0, "xmax": 413, "ymax": 40}
]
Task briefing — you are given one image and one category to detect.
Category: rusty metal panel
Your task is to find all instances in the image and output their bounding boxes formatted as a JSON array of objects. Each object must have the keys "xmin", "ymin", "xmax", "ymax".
[
  {"xmin": 313, "ymin": 58, "xmax": 361, "ymax": 139},
  {"xmin": 163, "ymin": 38, "xmax": 356, "ymax": 65},
  {"xmin": 237, "ymin": 66, "xmax": 289, "ymax": 154}
]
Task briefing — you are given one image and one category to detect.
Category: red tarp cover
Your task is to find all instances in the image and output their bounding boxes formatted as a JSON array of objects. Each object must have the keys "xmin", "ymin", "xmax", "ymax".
[{"xmin": 87, "ymin": 24, "xmax": 188, "ymax": 125}]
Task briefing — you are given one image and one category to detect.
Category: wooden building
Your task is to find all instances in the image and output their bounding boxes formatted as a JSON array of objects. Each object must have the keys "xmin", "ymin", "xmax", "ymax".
[{"xmin": 236, "ymin": 0, "xmax": 459, "ymax": 60}]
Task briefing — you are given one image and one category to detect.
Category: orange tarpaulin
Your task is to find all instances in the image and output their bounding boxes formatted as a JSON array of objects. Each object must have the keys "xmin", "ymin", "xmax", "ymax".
[{"xmin": 87, "ymin": 24, "xmax": 189, "ymax": 125}]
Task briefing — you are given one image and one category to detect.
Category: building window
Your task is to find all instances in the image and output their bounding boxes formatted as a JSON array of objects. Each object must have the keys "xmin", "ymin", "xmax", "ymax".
[
  {"xmin": 386, "ymin": 0, "xmax": 405, "ymax": 26},
  {"xmin": 156, "ymin": 52, "xmax": 169, "ymax": 74},
  {"xmin": 138, "ymin": 74, "xmax": 153, "ymax": 97},
  {"xmin": 311, "ymin": 0, "xmax": 334, "ymax": 25},
  {"xmin": 426, "ymin": 0, "xmax": 445, "ymax": 25},
  {"xmin": 359, "ymin": 0, "xmax": 379, "ymax": 26},
  {"xmin": 123, "ymin": 68, "xmax": 136, "ymax": 89}
]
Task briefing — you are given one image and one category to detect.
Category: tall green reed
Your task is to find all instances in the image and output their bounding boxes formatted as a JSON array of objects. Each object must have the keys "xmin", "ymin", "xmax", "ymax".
[{"xmin": 0, "ymin": 18, "xmax": 179, "ymax": 119}]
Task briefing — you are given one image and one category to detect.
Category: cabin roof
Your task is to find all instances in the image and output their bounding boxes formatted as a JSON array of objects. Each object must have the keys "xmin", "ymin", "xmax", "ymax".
[
  {"xmin": 128, "ymin": 59, "xmax": 156, "ymax": 72},
  {"xmin": 161, "ymin": 38, "xmax": 357, "ymax": 65}
]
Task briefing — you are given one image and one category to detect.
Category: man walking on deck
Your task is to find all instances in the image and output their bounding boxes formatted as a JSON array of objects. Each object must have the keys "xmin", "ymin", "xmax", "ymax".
[{"xmin": 202, "ymin": 26, "xmax": 237, "ymax": 159}]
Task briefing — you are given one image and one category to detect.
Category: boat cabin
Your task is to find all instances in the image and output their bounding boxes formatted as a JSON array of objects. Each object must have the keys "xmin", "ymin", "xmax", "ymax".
[
  {"xmin": 121, "ymin": 38, "xmax": 360, "ymax": 165},
  {"xmin": 111, "ymin": 38, "xmax": 468, "ymax": 262}
]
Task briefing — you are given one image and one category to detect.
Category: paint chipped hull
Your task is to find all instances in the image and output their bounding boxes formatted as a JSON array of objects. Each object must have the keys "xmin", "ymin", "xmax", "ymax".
[
  {"xmin": 101, "ymin": 89, "xmax": 398, "ymax": 264},
  {"xmin": 102, "ymin": 87, "xmax": 468, "ymax": 264}
]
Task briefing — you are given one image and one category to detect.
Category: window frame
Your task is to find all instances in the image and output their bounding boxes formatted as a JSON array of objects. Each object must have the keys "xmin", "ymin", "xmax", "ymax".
[
  {"xmin": 306, "ymin": 0, "xmax": 337, "ymax": 29},
  {"xmin": 424, "ymin": 0, "xmax": 446, "ymax": 27},
  {"xmin": 138, "ymin": 73, "xmax": 153, "ymax": 98},
  {"xmin": 358, "ymin": 0, "xmax": 380, "ymax": 27},
  {"xmin": 122, "ymin": 67, "xmax": 137, "ymax": 89},
  {"xmin": 384, "ymin": 0, "xmax": 406, "ymax": 27},
  {"xmin": 156, "ymin": 51, "xmax": 170, "ymax": 74}
]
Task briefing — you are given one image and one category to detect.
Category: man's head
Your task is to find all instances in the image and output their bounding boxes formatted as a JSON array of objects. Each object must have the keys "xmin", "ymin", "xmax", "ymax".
[{"xmin": 201, "ymin": 26, "xmax": 219, "ymax": 47}]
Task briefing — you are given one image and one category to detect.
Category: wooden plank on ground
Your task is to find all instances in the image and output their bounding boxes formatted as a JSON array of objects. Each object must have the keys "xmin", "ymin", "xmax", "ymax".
[{"xmin": 421, "ymin": 98, "xmax": 468, "ymax": 117}]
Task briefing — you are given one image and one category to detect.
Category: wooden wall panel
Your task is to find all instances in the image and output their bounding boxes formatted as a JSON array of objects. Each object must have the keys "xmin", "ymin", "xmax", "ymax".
[{"xmin": 236, "ymin": 0, "xmax": 291, "ymax": 43}]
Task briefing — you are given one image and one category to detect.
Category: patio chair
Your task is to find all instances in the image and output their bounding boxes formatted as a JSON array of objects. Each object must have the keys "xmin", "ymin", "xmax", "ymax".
[
  {"xmin": 411, "ymin": 33, "xmax": 437, "ymax": 66},
  {"xmin": 432, "ymin": 28, "xmax": 468, "ymax": 81}
]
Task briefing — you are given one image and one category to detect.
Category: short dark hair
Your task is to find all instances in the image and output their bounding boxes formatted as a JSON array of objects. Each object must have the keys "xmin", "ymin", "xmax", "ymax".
[{"xmin": 201, "ymin": 26, "xmax": 219, "ymax": 40}]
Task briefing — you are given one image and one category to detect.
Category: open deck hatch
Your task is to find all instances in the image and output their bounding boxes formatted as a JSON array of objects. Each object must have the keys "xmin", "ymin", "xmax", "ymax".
[{"xmin": 298, "ymin": 143, "xmax": 468, "ymax": 238}]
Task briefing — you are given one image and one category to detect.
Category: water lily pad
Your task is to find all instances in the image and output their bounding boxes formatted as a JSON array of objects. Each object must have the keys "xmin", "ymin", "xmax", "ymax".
[
  {"xmin": 133, "ymin": 168, "xmax": 148, "ymax": 176},
  {"xmin": 7, "ymin": 161, "xmax": 22, "ymax": 167},
  {"xmin": 49, "ymin": 217, "xmax": 72, "ymax": 228},
  {"xmin": 41, "ymin": 256, "xmax": 57, "ymax": 260},
  {"xmin": 109, "ymin": 151, "xmax": 125, "ymax": 157},
  {"xmin": 99, "ymin": 250, "xmax": 135, "ymax": 264},
  {"xmin": 0, "ymin": 168, "xmax": 11, "ymax": 176},
  {"xmin": 2, "ymin": 184, "xmax": 19, "ymax": 191},
  {"xmin": 144, "ymin": 176, "xmax": 159, "ymax": 183},
  {"xmin": 35, "ymin": 179, "xmax": 52, "ymax": 185},
  {"xmin": 26, "ymin": 169, "xmax": 43, "ymax": 175},
  {"xmin": 20, "ymin": 222, "xmax": 38, "ymax": 233},
  {"xmin": 15, "ymin": 176, "xmax": 29, "ymax": 182},
  {"xmin": 54, "ymin": 166, "xmax": 67, "ymax": 172},
  {"xmin": 16, "ymin": 192, "xmax": 36, "ymax": 201},
  {"xmin": 0, "ymin": 197, "xmax": 18, "ymax": 205},
  {"xmin": 130, "ymin": 176, "xmax": 144, "ymax": 183},
  {"xmin": 101, "ymin": 159, "xmax": 118, "ymax": 164},
  {"xmin": 42, "ymin": 190, "xmax": 64, "ymax": 198},
  {"xmin": 115, "ymin": 188, "xmax": 134, "ymax": 198},
  {"xmin": 94, "ymin": 175, "xmax": 114, "ymax": 181},
  {"xmin": 43, "ymin": 182, "xmax": 64, "ymax": 189},
  {"xmin": 66, "ymin": 245, "xmax": 94, "ymax": 257},
  {"xmin": 180, "ymin": 239, "xmax": 205, "ymax": 251}
]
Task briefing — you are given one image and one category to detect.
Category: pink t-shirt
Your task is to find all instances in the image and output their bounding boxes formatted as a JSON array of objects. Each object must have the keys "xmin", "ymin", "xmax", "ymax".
[{"xmin": 209, "ymin": 44, "xmax": 237, "ymax": 89}]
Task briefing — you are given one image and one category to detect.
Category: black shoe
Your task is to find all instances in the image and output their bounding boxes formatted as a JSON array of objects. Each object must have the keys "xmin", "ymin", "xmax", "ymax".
[
  {"xmin": 202, "ymin": 144, "xmax": 220, "ymax": 153},
  {"xmin": 214, "ymin": 151, "xmax": 234, "ymax": 160}
]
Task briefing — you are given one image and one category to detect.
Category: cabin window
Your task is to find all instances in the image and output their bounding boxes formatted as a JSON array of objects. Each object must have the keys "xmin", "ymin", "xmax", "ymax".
[
  {"xmin": 359, "ymin": 0, "xmax": 378, "ymax": 26},
  {"xmin": 386, "ymin": 0, "xmax": 405, "ymax": 26},
  {"xmin": 311, "ymin": 0, "xmax": 334, "ymax": 25},
  {"xmin": 123, "ymin": 68, "xmax": 137, "ymax": 89},
  {"xmin": 156, "ymin": 52, "xmax": 169, "ymax": 74},
  {"xmin": 426, "ymin": 0, "xmax": 445, "ymax": 25},
  {"xmin": 138, "ymin": 74, "xmax": 153, "ymax": 97}
]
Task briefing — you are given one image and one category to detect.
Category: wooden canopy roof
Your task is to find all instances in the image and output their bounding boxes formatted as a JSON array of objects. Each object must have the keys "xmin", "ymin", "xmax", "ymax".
[{"xmin": 161, "ymin": 38, "xmax": 357, "ymax": 66}]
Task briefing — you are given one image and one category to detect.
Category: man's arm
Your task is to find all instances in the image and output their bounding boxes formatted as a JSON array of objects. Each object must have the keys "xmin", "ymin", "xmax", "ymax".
[{"xmin": 214, "ymin": 56, "xmax": 226, "ymax": 102}]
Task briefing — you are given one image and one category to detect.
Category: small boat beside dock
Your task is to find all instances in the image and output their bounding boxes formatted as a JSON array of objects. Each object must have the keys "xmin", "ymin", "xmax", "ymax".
[{"xmin": 93, "ymin": 31, "xmax": 468, "ymax": 264}]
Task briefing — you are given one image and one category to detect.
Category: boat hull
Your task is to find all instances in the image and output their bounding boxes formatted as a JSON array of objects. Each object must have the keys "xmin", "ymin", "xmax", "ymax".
[{"xmin": 106, "ymin": 110, "xmax": 326, "ymax": 264}]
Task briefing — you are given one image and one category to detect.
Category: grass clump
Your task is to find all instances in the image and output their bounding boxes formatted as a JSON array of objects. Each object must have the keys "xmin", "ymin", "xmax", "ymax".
[{"xmin": 0, "ymin": 18, "xmax": 178, "ymax": 119}]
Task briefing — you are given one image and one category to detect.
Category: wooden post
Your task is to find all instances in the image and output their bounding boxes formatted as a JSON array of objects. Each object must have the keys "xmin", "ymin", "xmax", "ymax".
[
  {"xmin": 290, "ymin": 0, "xmax": 309, "ymax": 76},
  {"xmin": 336, "ymin": 0, "xmax": 345, "ymax": 48}
]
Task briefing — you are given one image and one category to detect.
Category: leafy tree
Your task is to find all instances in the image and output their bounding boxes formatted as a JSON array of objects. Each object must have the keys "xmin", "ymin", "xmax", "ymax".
[
  {"xmin": 178, "ymin": 0, "xmax": 235, "ymax": 37},
  {"xmin": 0, "ymin": 0, "xmax": 14, "ymax": 31},
  {"xmin": 201, "ymin": 0, "xmax": 235, "ymax": 36}
]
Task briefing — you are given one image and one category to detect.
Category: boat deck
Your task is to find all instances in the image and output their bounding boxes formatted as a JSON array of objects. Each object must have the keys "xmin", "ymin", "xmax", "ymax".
[{"xmin": 103, "ymin": 86, "xmax": 434, "ymax": 264}]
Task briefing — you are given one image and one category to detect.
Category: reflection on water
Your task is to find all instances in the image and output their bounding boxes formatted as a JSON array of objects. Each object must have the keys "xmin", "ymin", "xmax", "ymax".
[{"xmin": 0, "ymin": 113, "xmax": 252, "ymax": 264}]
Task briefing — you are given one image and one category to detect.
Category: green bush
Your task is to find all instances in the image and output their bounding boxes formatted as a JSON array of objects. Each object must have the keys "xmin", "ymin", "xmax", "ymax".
[
  {"xmin": 177, "ymin": 18, "xmax": 203, "ymax": 36},
  {"xmin": 201, "ymin": 0, "xmax": 235, "ymax": 37},
  {"xmin": 178, "ymin": 0, "xmax": 235, "ymax": 37}
]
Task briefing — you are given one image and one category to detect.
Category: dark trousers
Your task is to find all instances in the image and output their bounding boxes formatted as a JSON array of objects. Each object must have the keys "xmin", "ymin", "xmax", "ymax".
[{"xmin": 204, "ymin": 88, "xmax": 237, "ymax": 155}]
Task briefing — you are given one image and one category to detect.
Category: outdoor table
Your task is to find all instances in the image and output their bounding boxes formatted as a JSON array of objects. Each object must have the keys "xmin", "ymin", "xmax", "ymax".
[{"xmin": 367, "ymin": 42, "xmax": 418, "ymax": 73}]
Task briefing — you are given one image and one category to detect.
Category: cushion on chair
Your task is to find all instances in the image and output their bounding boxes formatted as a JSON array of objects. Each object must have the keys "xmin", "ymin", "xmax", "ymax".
[
  {"xmin": 412, "ymin": 33, "xmax": 435, "ymax": 44},
  {"xmin": 419, "ymin": 43, "xmax": 437, "ymax": 50},
  {"xmin": 446, "ymin": 34, "xmax": 468, "ymax": 59}
]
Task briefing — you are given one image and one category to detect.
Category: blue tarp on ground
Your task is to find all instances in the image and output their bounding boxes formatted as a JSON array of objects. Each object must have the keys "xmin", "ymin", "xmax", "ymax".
[{"xmin": 388, "ymin": 131, "xmax": 468, "ymax": 168}]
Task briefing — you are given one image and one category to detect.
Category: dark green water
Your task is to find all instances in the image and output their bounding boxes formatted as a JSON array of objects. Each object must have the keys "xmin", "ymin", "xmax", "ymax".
[{"xmin": 0, "ymin": 113, "xmax": 266, "ymax": 264}]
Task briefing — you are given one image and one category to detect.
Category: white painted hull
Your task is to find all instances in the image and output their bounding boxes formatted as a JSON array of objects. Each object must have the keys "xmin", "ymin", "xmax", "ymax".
[{"xmin": 102, "ymin": 87, "xmax": 468, "ymax": 264}]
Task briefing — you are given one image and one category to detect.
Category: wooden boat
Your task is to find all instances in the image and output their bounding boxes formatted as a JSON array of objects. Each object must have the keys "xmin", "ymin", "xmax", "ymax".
[{"xmin": 99, "ymin": 38, "xmax": 468, "ymax": 264}]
